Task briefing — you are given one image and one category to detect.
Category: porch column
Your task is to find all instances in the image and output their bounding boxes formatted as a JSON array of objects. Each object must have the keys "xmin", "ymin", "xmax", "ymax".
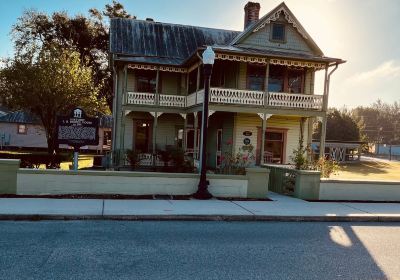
[
  {"xmin": 180, "ymin": 113, "xmax": 187, "ymax": 151},
  {"xmin": 307, "ymin": 117, "xmax": 314, "ymax": 161},
  {"xmin": 319, "ymin": 65, "xmax": 329, "ymax": 158},
  {"xmin": 194, "ymin": 111, "xmax": 198, "ymax": 159},
  {"xmin": 319, "ymin": 116, "xmax": 327, "ymax": 158},
  {"xmin": 119, "ymin": 65, "xmax": 128, "ymax": 166},
  {"xmin": 150, "ymin": 112, "xmax": 162, "ymax": 168},
  {"xmin": 195, "ymin": 65, "xmax": 201, "ymax": 104},
  {"xmin": 264, "ymin": 62, "xmax": 270, "ymax": 107},
  {"xmin": 155, "ymin": 70, "xmax": 160, "ymax": 105},
  {"xmin": 258, "ymin": 113, "xmax": 272, "ymax": 164}
]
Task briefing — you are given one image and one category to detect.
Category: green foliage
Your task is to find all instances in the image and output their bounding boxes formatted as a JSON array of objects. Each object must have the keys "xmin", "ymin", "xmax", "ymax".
[
  {"xmin": 125, "ymin": 149, "xmax": 139, "ymax": 170},
  {"xmin": 352, "ymin": 100, "xmax": 400, "ymax": 145},
  {"xmin": 218, "ymin": 142, "xmax": 255, "ymax": 175},
  {"xmin": 0, "ymin": 45, "xmax": 106, "ymax": 157},
  {"xmin": 311, "ymin": 157, "xmax": 339, "ymax": 178},
  {"xmin": 290, "ymin": 125, "xmax": 309, "ymax": 170},
  {"xmin": 0, "ymin": 152, "xmax": 70, "ymax": 169},
  {"xmin": 313, "ymin": 109, "xmax": 361, "ymax": 141},
  {"xmin": 9, "ymin": 1, "xmax": 134, "ymax": 109}
]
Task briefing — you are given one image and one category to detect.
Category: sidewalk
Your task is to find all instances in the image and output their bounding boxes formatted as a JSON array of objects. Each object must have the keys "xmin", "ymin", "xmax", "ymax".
[{"xmin": 1, "ymin": 193, "xmax": 400, "ymax": 222}]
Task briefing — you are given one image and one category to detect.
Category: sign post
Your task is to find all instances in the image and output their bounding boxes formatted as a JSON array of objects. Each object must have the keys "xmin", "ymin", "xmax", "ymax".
[{"xmin": 57, "ymin": 108, "xmax": 99, "ymax": 171}]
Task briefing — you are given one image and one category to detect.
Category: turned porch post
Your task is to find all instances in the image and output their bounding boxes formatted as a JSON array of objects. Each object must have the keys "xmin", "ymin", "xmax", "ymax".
[
  {"xmin": 194, "ymin": 112, "xmax": 198, "ymax": 159},
  {"xmin": 264, "ymin": 61, "xmax": 270, "ymax": 107},
  {"xmin": 319, "ymin": 65, "xmax": 329, "ymax": 158}
]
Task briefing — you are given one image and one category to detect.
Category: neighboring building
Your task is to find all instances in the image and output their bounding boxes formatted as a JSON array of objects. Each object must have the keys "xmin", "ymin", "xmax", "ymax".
[
  {"xmin": 109, "ymin": 2, "xmax": 344, "ymax": 168},
  {"xmin": 370, "ymin": 143, "xmax": 400, "ymax": 156},
  {"xmin": 0, "ymin": 105, "xmax": 10, "ymax": 117},
  {"xmin": 0, "ymin": 111, "xmax": 112, "ymax": 153},
  {"xmin": 312, "ymin": 140, "xmax": 364, "ymax": 163}
]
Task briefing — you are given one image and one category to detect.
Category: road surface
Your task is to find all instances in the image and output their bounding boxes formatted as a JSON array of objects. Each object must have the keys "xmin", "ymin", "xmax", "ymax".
[{"xmin": 0, "ymin": 221, "xmax": 399, "ymax": 279}]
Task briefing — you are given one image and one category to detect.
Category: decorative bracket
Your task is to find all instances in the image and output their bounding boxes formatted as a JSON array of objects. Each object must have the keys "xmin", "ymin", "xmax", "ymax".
[{"xmin": 257, "ymin": 113, "xmax": 273, "ymax": 120}]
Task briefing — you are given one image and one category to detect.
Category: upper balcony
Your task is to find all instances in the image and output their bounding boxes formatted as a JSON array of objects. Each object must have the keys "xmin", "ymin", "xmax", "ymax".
[{"xmin": 126, "ymin": 88, "xmax": 324, "ymax": 110}]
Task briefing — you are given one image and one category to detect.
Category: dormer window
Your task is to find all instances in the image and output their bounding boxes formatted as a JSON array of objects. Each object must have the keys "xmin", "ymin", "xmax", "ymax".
[{"xmin": 271, "ymin": 23, "xmax": 285, "ymax": 42}]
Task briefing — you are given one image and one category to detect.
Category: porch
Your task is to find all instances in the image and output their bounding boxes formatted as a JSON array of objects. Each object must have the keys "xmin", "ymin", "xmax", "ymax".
[{"xmin": 116, "ymin": 111, "xmax": 314, "ymax": 171}]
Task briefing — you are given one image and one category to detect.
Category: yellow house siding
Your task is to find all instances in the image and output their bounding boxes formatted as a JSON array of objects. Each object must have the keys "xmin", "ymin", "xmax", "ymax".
[
  {"xmin": 156, "ymin": 114, "xmax": 184, "ymax": 150},
  {"xmin": 161, "ymin": 72, "xmax": 181, "ymax": 95},
  {"xmin": 238, "ymin": 62, "xmax": 247, "ymax": 90},
  {"xmin": 123, "ymin": 116, "xmax": 134, "ymax": 150},
  {"xmin": 126, "ymin": 71, "xmax": 136, "ymax": 92},
  {"xmin": 303, "ymin": 70, "xmax": 314, "ymax": 95},
  {"xmin": 234, "ymin": 113, "xmax": 304, "ymax": 164}
]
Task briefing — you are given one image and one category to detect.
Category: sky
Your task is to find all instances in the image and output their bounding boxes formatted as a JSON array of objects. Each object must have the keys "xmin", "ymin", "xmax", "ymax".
[{"xmin": 0, "ymin": 0, "xmax": 399, "ymax": 108}]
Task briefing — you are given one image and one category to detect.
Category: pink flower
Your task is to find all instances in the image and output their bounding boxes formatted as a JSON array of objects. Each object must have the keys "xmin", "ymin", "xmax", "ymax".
[
  {"xmin": 242, "ymin": 156, "xmax": 248, "ymax": 161},
  {"xmin": 226, "ymin": 139, "xmax": 233, "ymax": 145}
]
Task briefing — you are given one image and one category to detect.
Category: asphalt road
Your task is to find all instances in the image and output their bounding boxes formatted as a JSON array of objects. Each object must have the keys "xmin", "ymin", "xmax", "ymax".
[{"xmin": 0, "ymin": 221, "xmax": 399, "ymax": 280}]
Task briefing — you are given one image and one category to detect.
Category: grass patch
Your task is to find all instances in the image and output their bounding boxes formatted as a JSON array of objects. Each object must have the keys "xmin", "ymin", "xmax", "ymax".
[{"xmin": 332, "ymin": 160, "xmax": 400, "ymax": 181}]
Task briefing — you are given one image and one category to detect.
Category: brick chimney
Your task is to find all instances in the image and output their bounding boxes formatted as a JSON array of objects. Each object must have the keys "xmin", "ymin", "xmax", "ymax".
[{"xmin": 244, "ymin": 2, "xmax": 260, "ymax": 29}]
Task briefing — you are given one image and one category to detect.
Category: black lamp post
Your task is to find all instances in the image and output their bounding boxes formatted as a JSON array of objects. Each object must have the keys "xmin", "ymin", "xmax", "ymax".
[{"xmin": 193, "ymin": 46, "xmax": 215, "ymax": 200}]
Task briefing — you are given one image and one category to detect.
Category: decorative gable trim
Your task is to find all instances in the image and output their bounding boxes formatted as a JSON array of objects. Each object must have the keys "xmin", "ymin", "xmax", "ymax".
[
  {"xmin": 230, "ymin": 2, "xmax": 324, "ymax": 56},
  {"xmin": 127, "ymin": 64, "xmax": 187, "ymax": 73},
  {"xmin": 215, "ymin": 53, "xmax": 326, "ymax": 70},
  {"xmin": 253, "ymin": 7, "xmax": 308, "ymax": 39}
]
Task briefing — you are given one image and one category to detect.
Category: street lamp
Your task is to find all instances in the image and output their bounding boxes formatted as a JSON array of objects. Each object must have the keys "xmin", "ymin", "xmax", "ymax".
[{"xmin": 193, "ymin": 46, "xmax": 215, "ymax": 200}]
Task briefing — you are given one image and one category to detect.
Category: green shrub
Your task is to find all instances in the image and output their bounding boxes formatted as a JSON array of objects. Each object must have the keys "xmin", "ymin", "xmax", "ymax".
[{"xmin": 125, "ymin": 149, "xmax": 139, "ymax": 170}]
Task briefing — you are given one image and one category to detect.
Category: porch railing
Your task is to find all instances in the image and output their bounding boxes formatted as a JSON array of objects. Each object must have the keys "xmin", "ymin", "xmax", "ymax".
[
  {"xmin": 159, "ymin": 94, "xmax": 186, "ymax": 107},
  {"xmin": 263, "ymin": 164, "xmax": 297, "ymax": 195},
  {"xmin": 210, "ymin": 88, "xmax": 264, "ymax": 106},
  {"xmin": 126, "ymin": 89, "xmax": 324, "ymax": 110},
  {"xmin": 268, "ymin": 92, "xmax": 323, "ymax": 110},
  {"xmin": 127, "ymin": 92, "xmax": 156, "ymax": 105}
]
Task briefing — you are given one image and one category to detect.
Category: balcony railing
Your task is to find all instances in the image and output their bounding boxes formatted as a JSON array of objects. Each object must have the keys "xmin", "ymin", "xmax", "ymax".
[
  {"xmin": 126, "ymin": 89, "xmax": 324, "ymax": 110},
  {"xmin": 268, "ymin": 92, "xmax": 323, "ymax": 110}
]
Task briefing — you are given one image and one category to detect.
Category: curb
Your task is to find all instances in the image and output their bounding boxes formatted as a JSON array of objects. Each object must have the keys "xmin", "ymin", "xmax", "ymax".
[{"xmin": 0, "ymin": 214, "xmax": 400, "ymax": 222}]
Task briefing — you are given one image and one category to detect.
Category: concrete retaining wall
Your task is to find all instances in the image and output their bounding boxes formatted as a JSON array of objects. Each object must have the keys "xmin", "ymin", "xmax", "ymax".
[
  {"xmin": 320, "ymin": 179, "xmax": 400, "ymax": 201},
  {"xmin": 16, "ymin": 170, "xmax": 249, "ymax": 197},
  {"xmin": 0, "ymin": 158, "xmax": 269, "ymax": 198}
]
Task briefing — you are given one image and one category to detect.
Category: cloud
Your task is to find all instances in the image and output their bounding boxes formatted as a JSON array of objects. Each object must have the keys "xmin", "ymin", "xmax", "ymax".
[{"xmin": 349, "ymin": 60, "xmax": 400, "ymax": 83}]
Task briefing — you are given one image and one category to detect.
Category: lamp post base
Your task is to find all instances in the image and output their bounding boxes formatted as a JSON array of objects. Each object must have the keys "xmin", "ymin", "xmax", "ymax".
[{"xmin": 193, "ymin": 179, "xmax": 212, "ymax": 200}]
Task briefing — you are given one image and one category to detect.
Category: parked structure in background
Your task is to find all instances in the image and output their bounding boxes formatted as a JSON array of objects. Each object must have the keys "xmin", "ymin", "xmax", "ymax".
[
  {"xmin": 109, "ymin": 2, "xmax": 344, "ymax": 169},
  {"xmin": 370, "ymin": 143, "xmax": 400, "ymax": 160},
  {"xmin": 0, "ymin": 105, "xmax": 9, "ymax": 117},
  {"xmin": 311, "ymin": 140, "xmax": 364, "ymax": 163},
  {"xmin": 0, "ymin": 110, "xmax": 112, "ymax": 153}
]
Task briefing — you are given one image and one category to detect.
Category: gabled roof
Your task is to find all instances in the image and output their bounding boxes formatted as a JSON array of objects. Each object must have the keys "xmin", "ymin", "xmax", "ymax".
[
  {"xmin": 230, "ymin": 2, "xmax": 324, "ymax": 56},
  {"xmin": 0, "ymin": 105, "xmax": 10, "ymax": 116},
  {"xmin": 0, "ymin": 111, "xmax": 41, "ymax": 124},
  {"xmin": 110, "ymin": 18, "xmax": 240, "ymax": 65}
]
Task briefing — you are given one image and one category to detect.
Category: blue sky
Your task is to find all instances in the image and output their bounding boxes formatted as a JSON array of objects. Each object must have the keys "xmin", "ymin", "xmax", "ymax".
[{"xmin": 1, "ymin": 0, "xmax": 399, "ymax": 108}]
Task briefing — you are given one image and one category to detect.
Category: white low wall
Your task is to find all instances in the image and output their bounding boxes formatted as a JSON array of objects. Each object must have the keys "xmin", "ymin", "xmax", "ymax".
[
  {"xmin": 320, "ymin": 179, "xmax": 400, "ymax": 201},
  {"xmin": 17, "ymin": 169, "xmax": 248, "ymax": 198}
]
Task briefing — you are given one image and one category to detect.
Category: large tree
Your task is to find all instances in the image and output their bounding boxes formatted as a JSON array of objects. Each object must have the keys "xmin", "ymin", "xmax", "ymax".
[
  {"xmin": 11, "ymin": 1, "xmax": 134, "ymax": 109},
  {"xmin": 0, "ymin": 45, "xmax": 107, "ymax": 157},
  {"xmin": 313, "ymin": 109, "xmax": 361, "ymax": 142},
  {"xmin": 352, "ymin": 100, "xmax": 400, "ymax": 144}
]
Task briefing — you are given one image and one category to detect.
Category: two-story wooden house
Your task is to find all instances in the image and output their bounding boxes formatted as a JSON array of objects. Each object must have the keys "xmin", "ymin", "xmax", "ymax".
[{"xmin": 109, "ymin": 2, "xmax": 344, "ymax": 169}]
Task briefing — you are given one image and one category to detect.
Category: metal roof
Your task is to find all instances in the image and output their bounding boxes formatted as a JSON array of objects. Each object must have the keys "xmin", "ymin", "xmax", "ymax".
[
  {"xmin": 99, "ymin": 115, "xmax": 113, "ymax": 128},
  {"xmin": 110, "ymin": 18, "xmax": 240, "ymax": 65},
  {"xmin": 0, "ymin": 111, "xmax": 40, "ymax": 124}
]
